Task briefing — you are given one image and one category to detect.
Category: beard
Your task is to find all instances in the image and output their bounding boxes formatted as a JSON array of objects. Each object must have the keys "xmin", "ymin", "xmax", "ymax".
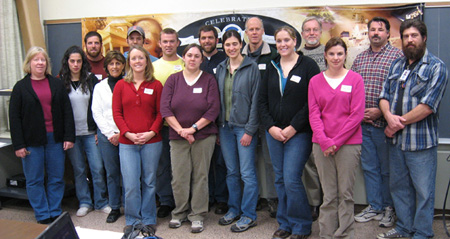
[
  {"xmin": 87, "ymin": 49, "xmax": 101, "ymax": 58},
  {"xmin": 403, "ymin": 41, "xmax": 426, "ymax": 62},
  {"xmin": 305, "ymin": 38, "xmax": 319, "ymax": 46},
  {"xmin": 202, "ymin": 45, "xmax": 216, "ymax": 54}
]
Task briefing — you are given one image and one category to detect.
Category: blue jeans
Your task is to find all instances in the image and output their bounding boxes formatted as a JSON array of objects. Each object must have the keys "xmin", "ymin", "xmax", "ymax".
[
  {"xmin": 266, "ymin": 131, "xmax": 312, "ymax": 235},
  {"xmin": 97, "ymin": 130, "xmax": 122, "ymax": 210},
  {"xmin": 219, "ymin": 122, "xmax": 259, "ymax": 220},
  {"xmin": 361, "ymin": 124, "xmax": 392, "ymax": 211},
  {"xmin": 389, "ymin": 144, "xmax": 437, "ymax": 239},
  {"xmin": 120, "ymin": 142, "xmax": 162, "ymax": 225},
  {"xmin": 156, "ymin": 126, "xmax": 175, "ymax": 207},
  {"xmin": 208, "ymin": 144, "xmax": 228, "ymax": 203},
  {"xmin": 67, "ymin": 134, "xmax": 108, "ymax": 209},
  {"xmin": 22, "ymin": 132, "xmax": 65, "ymax": 221}
]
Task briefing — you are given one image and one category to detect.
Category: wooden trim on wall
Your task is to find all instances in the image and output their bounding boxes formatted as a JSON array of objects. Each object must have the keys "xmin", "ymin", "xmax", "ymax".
[
  {"xmin": 44, "ymin": 19, "xmax": 82, "ymax": 25},
  {"xmin": 426, "ymin": 2, "xmax": 450, "ymax": 7}
]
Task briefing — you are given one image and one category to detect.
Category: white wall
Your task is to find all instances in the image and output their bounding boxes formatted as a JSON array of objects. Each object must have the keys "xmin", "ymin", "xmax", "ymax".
[{"xmin": 39, "ymin": 0, "xmax": 448, "ymax": 21}]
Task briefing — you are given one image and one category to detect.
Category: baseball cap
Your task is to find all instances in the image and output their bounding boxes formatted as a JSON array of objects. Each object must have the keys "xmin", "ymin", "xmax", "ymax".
[{"xmin": 127, "ymin": 26, "xmax": 145, "ymax": 39}]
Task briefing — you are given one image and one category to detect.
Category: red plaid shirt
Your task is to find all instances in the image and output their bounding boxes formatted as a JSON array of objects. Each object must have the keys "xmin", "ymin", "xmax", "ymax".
[{"xmin": 351, "ymin": 43, "xmax": 403, "ymax": 127}]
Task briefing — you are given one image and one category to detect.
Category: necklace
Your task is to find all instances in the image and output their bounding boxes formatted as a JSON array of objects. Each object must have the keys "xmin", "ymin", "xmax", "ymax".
[{"xmin": 71, "ymin": 81, "xmax": 81, "ymax": 90}]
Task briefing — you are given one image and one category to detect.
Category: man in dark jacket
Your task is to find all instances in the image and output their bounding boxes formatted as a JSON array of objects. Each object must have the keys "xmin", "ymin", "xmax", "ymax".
[{"xmin": 242, "ymin": 16, "xmax": 278, "ymax": 217}]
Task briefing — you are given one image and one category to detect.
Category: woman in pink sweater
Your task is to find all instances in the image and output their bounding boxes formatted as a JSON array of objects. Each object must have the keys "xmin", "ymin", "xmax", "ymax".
[{"xmin": 308, "ymin": 37, "xmax": 365, "ymax": 239}]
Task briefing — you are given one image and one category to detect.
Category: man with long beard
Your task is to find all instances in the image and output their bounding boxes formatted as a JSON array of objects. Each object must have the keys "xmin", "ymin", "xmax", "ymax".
[
  {"xmin": 84, "ymin": 31, "xmax": 107, "ymax": 80},
  {"xmin": 378, "ymin": 19, "xmax": 448, "ymax": 239}
]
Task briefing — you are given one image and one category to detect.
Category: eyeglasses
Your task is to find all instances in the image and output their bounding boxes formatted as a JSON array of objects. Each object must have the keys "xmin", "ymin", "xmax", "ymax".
[{"xmin": 303, "ymin": 28, "xmax": 321, "ymax": 33}]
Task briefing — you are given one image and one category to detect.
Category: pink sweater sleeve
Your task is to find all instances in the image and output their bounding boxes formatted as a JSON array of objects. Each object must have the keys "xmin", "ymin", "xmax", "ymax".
[
  {"xmin": 332, "ymin": 72, "xmax": 365, "ymax": 151},
  {"xmin": 308, "ymin": 75, "xmax": 335, "ymax": 151}
]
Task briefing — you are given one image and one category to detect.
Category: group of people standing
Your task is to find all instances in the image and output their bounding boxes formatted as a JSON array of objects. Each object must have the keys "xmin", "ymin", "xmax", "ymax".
[{"xmin": 8, "ymin": 15, "xmax": 447, "ymax": 239}]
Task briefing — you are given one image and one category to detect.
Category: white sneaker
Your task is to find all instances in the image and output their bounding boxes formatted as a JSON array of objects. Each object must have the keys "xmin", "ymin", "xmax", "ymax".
[
  {"xmin": 98, "ymin": 205, "xmax": 112, "ymax": 214},
  {"xmin": 76, "ymin": 207, "xmax": 93, "ymax": 217},
  {"xmin": 379, "ymin": 206, "xmax": 396, "ymax": 228},
  {"xmin": 191, "ymin": 220, "xmax": 204, "ymax": 233},
  {"xmin": 354, "ymin": 205, "xmax": 383, "ymax": 222},
  {"xmin": 169, "ymin": 218, "xmax": 187, "ymax": 228}
]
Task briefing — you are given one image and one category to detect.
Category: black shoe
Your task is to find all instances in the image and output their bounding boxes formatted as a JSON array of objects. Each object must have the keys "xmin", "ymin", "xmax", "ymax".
[
  {"xmin": 268, "ymin": 199, "xmax": 278, "ymax": 218},
  {"xmin": 256, "ymin": 198, "xmax": 267, "ymax": 211},
  {"xmin": 157, "ymin": 205, "xmax": 174, "ymax": 218},
  {"xmin": 215, "ymin": 202, "xmax": 228, "ymax": 215},
  {"xmin": 37, "ymin": 218, "xmax": 53, "ymax": 224},
  {"xmin": 106, "ymin": 209, "xmax": 121, "ymax": 223},
  {"xmin": 208, "ymin": 201, "xmax": 215, "ymax": 212},
  {"xmin": 272, "ymin": 228, "xmax": 291, "ymax": 239},
  {"xmin": 311, "ymin": 206, "xmax": 320, "ymax": 221}
]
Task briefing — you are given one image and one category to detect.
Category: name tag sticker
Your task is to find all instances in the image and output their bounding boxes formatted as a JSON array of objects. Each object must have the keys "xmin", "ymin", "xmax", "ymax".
[
  {"xmin": 258, "ymin": 64, "xmax": 266, "ymax": 70},
  {"xmin": 144, "ymin": 88, "xmax": 154, "ymax": 95},
  {"xmin": 95, "ymin": 74, "xmax": 103, "ymax": 80},
  {"xmin": 400, "ymin": 70, "xmax": 410, "ymax": 82},
  {"xmin": 341, "ymin": 85, "xmax": 352, "ymax": 93},
  {"xmin": 290, "ymin": 75, "xmax": 301, "ymax": 83},
  {"xmin": 193, "ymin": 88, "xmax": 202, "ymax": 93},
  {"xmin": 213, "ymin": 68, "xmax": 217, "ymax": 74},
  {"xmin": 174, "ymin": 65, "xmax": 183, "ymax": 71}
]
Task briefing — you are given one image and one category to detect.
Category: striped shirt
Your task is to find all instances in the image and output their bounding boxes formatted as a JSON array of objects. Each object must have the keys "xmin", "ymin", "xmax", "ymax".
[
  {"xmin": 351, "ymin": 43, "xmax": 403, "ymax": 127},
  {"xmin": 379, "ymin": 49, "xmax": 448, "ymax": 151}
]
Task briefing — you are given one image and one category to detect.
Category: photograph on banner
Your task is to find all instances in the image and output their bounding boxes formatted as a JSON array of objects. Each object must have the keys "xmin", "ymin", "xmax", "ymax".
[{"xmin": 82, "ymin": 4, "xmax": 422, "ymax": 67}]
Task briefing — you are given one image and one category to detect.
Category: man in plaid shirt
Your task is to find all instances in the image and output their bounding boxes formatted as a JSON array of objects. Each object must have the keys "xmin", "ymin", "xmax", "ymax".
[
  {"xmin": 378, "ymin": 19, "xmax": 448, "ymax": 239},
  {"xmin": 351, "ymin": 17, "xmax": 403, "ymax": 227}
]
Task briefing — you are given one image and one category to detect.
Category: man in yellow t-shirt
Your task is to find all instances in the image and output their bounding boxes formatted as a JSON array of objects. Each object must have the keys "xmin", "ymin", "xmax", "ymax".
[
  {"xmin": 153, "ymin": 28, "xmax": 184, "ymax": 219},
  {"xmin": 153, "ymin": 28, "xmax": 184, "ymax": 85}
]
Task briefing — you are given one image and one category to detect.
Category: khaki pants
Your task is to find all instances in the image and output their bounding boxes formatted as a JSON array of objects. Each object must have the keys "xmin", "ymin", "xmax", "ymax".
[
  {"xmin": 170, "ymin": 135, "xmax": 216, "ymax": 221},
  {"xmin": 313, "ymin": 144, "xmax": 360, "ymax": 239}
]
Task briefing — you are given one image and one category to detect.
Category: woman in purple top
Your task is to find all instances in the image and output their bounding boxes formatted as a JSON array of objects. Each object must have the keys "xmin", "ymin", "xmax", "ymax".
[
  {"xmin": 160, "ymin": 43, "xmax": 220, "ymax": 233},
  {"xmin": 308, "ymin": 37, "xmax": 365, "ymax": 238}
]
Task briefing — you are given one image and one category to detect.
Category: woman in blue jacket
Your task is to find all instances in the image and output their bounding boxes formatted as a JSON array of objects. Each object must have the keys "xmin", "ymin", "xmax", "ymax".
[{"xmin": 215, "ymin": 29, "xmax": 260, "ymax": 233}]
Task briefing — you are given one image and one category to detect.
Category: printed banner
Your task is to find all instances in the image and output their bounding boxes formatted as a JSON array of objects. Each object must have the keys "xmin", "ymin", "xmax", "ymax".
[{"xmin": 82, "ymin": 4, "xmax": 422, "ymax": 67}]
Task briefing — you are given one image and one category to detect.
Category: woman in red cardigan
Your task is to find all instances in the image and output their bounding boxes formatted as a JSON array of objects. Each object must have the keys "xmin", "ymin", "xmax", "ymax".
[{"xmin": 112, "ymin": 45, "xmax": 163, "ymax": 238}]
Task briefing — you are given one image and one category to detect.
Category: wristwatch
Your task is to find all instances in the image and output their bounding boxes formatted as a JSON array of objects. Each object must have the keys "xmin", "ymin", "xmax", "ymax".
[{"xmin": 192, "ymin": 123, "xmax": 199, "ymax": 132}]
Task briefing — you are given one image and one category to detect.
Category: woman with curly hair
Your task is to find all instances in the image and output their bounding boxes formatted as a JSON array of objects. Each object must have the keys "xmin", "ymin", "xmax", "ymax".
[{"xmin": 59, "ymin": 45, "xmax": 110, "ymax": 217}]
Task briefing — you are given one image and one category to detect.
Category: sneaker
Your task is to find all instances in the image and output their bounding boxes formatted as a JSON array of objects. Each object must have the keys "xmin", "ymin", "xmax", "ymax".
[
  {"xmin": 379, "ymin": 206, "xmax": 396, "ymax": 228},
  {"xmin": 141, "ymin": 224, "xmax": 156, "ymax": 237},
  {"xmin": 230, "ymin": 216, "xmax": 257, "ymax": 232},
  {"xmin": 169, "ymin": 218, "xmax": 187, "ymax": 228},
  {"xmin": 354, "ymin": 205, "xmax": 383, "ymax": 222},
  {"xmin": 268, "ymin": 199, "xmax": 278, "ymax": 218},
  {"xmin": 99, "ymin": 205, "xmax": 112, "ymax": 214},
  {"xmin": 377, "ymin": 229, "xmax": 410, "ymax": 239},
  {"xmin": 218, "ymin": 211, "xmax": 239, "ymax": 225},
  {"xmin": 122, "ymin": 224, "xmax": 142, "ymax": 239},
  {"xmin": 191, "ymin": 220, "xmax": 204, "ymax": 233},
  {"xmin": 272, "ymin": 228, "xmax": 291, "ymax": 239},
  {"xmin": 76, "ymin": 207, "xmax": 93, "ymax": 217}
]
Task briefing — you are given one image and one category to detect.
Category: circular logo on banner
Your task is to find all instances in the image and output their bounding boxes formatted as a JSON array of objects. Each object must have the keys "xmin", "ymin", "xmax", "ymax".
[{"xmin": 177, "ymin": 14, "xmax": 301, "ymax": 55}]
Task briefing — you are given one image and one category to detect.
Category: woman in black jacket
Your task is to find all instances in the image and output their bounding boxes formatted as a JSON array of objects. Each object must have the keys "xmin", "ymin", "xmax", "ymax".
[
  {"xmin": 59, "ymin": 46, "xmax": 110, "ymax": 217},
  {"xmin": 9, "ymin": 46, "xmax": 75, "ymax": 224},
  {"xmin": 258, "ymin": 26, "xmax": 320, "ymax": 239}
]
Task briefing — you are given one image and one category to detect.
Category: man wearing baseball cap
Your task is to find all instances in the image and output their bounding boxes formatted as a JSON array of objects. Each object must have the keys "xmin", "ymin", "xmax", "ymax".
[{"xmin": 124, "ymin": 25, "xmax": 159, "ymax": 62}]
